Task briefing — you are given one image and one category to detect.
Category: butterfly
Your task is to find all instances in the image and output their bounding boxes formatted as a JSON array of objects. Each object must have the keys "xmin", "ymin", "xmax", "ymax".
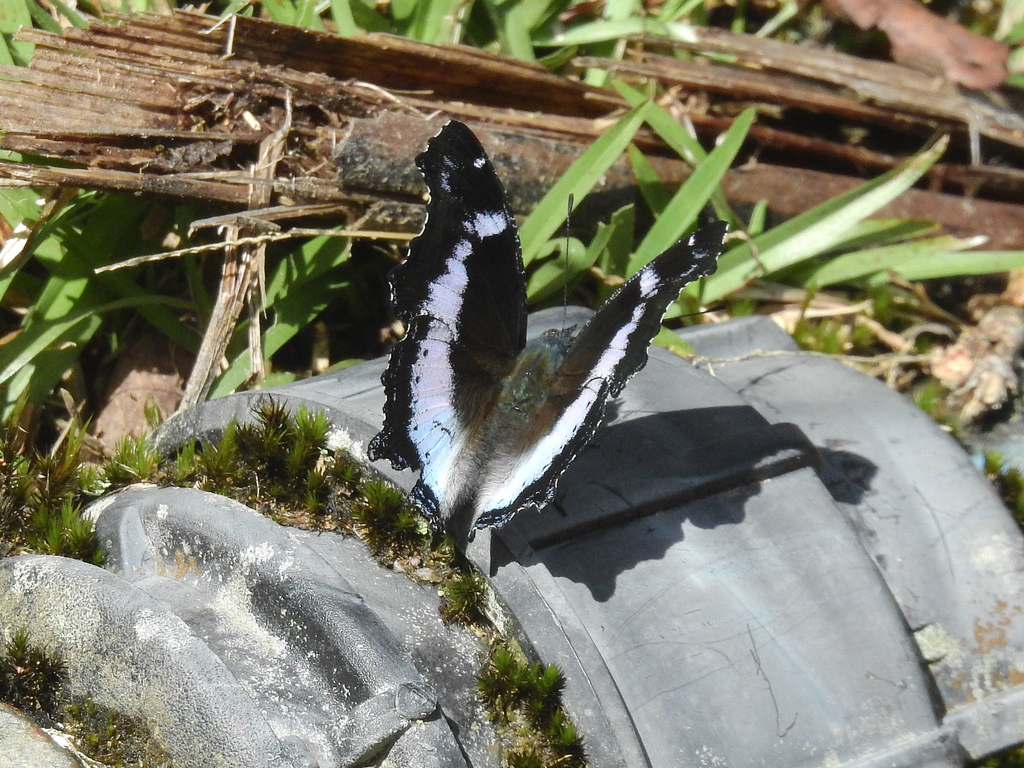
[{"xmin": 368, "ymin": 120, "xmax": 727, "ymax": 541}]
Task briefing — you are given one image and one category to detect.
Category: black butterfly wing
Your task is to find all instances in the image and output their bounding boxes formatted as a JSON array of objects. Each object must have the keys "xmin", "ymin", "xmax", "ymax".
[
  {"xmin": 367, "ymin": 121, "xmax": 528, "ymax": 529},
  {"xmin": 471, "ymin": 222, "xmax": 728, "ymax": 530},
  {"xmin": 561, "ymin": 222, "xmax": 728, "ymax": 399}
]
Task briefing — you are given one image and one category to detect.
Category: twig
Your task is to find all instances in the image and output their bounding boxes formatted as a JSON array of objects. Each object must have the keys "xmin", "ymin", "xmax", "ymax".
[
  {"xmin": 179, "ymin": 90, "xmax": 294, "ymax": 410},
  {"xmin": 93, "ymin": 228, "xmax": 411, "ymax": 273}
]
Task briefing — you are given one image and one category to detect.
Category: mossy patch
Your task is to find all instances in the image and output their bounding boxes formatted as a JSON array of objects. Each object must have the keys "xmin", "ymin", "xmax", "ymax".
[
  {"xmin": 975, "ymin": 746, "xmax": 1024, "ymax": 768},
  {"xmin": 0, "ymin": 627, "xmax": 64, "ymax": 715},
  {"xmin": 1, "ymin": 396, "xmax": 587, "ymax": 767},
  {"xmin": 0, "ymin": 628, "xmax": 176, "ymax": 768},
  {"xmin": 910, "ymin": 378, "xmax": 955, "ymax": 429},
  {"xmin": 100, "ymin": 398, "xmax": 451, "ymax": 571},
  {"xmin": 983, "ymin": 451, "xmax": 1024, "ymax": 528},
  {"xmin": 0, "ymin": 402, "xmax": 103, "ymax": 563},
  {"xmin": 477, "ymin": 639, "xmax": 586, "ymax": 768}
]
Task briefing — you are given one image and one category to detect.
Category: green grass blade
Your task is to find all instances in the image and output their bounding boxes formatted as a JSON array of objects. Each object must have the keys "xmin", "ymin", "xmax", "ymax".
[
  {"xmin": 518, "ymin": 102, "xmax": 653, "ymax": 265},
  {"xmin": 391, "ymin": 0, "xmax": 418, "ymax": 21},
  {"xmin": 526, "ymin": 237, "xmax": 590, "ymax": 302},
  {"xmin": 411, "ymin": 0, "xmax": 463, "ymax": 43},
  {"xmin": 660, "ymin": 0, "xmax": 705, "ymax": 22},
  {"xmin": 0, "ymin": 0, "xmax": 33, "ymax": 64},
  {"xmin": 997, "ymin": 0, "xmax": 1024, "ymax": 40},
  {"xmin": 814, "ymin": 218, "xmax": 940, "ymax": 253},
  {"xmin": 653, "ymin": 324, "xmax": 696, "ymax": 356},
  {"xmin": 807, "ymin": 235, "xmax": 986, "ymax": 288},
  {"xmin": 25, "ymin": 0, "xmax": 62, "ymax": 33},
  {"xmin": 756, "ymin": 0, "xmax": 797, "ymax": 37},
  {"xmin": 330, "ymin": 0, "xmax": 359, "ymax": 35},
  {"xmin": 0, "ymin": 188, "xmax": 45, "ymax": 303},
  {"xmin": 747, "ymin": 199, "xmax": 767, "ymax": 236},
  {"xmin": 294, "ymin": 0, "xmax": 325, "ymax": 30},
  {"xmin": 517, "ymin": 0, "xmax": 565, "ymax": 32},
  {"xmin": 592, "ymin": 204, "xmax": 636, "ymax": 302},
  {"xmin": 348, "ymin": 0, "xmax": 395, "ymax": 32},
  {"xmin": 38, "ymin": 195, "xmax": 199, "ymax": 351},
  {"xmin": 604, "ymin": 0, "xmax": 641, "ymax": 20},
  {"xmin": 2, "ymin": 320, "xmax": 100, "ymax": 415},
  {"xmin": 537, "ymin": 45, "xmax": 578, "ymax": 70},
  {"xmin": 261, "ymin": 0, "xmax": 299, "ymax": 25},
  {"xmin": 868, "ymin": 249, "xmax": 1024, "ymax": 283},
  {"xmin": 0, "ymin": 188, "xmax": 41, "ymax": 231},
  {"xmin": 481, "ymin": 0, "xmax": 538, "ymax": 59},
  {"xmin": 221, "ymin": 0, "xmax": 255, "ymax": 15},
  {"xmin": 263, "ymin": 234, "xmax": 350, "ymax": 299},
  {"xmin": 627, "ymin": 144, "xmax": 672, "ymax": 216},
  {"xmin": 535, "ymin": 18, "xmax": 653, "ymax": 46},
  {"xmin": 23, "ymin": 246, "xmax": 92, "ymax": 323},
  {"xmin": 210, "ymin": 235, "xmax": 351, "ymax": 397},
  {"xmin": 0, "ymin": 296, "xmax": 189, "ymax": 388},
  {"xmin": 615, "ymin": 80, "xmax": 737, "ymax": 224},
  {"xmin": 44, "ymin": 0, "xmax": 89, "ymax": 28},
  {"xmin": 96, "ymin": 269, "xmax": 199, "ymax": 353},
  {"xmin": 614, "ymin": 80, "xmax": 708, "ymax": 164},
  {"xmin": 627, "ymin": 107, "xmax": 752, "ymax": 277},
  {"xmin": 701, "ymin": 136, "xmax": 949, "ymax": 303}
]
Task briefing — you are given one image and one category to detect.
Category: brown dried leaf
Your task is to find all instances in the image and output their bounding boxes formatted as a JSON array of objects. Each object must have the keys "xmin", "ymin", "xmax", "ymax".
[
  {"xmin": 90, "ymin": 332, "xmax": 191, "ymax": 451},
  {"xmin": 824, "ymin": 0, "xmax": 1009, "ymax": 88}
]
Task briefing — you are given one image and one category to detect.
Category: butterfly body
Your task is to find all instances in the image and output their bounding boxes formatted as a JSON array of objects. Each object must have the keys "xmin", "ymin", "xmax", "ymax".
[
  {"xmin": 368, "ymin": 120, "xmax": 727, "ymax": 540},
  {"xmin": 495, "ymin": 330, "xmax": 574, "ymax": 426}
]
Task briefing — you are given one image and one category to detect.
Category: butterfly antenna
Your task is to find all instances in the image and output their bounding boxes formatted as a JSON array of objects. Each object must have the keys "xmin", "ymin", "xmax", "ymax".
[{"xmin": 563, "ymin": 193, "xmax": 573, "ymax": 330}]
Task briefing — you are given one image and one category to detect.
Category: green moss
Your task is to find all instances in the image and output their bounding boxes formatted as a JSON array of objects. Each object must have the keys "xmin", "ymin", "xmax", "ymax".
[
  {"xmin": 849, "ymin": 319, "xmax": 875, "ymax": 350},
  {"xmin": 477, "ymin": 639, "xmax": 586, "ymax": 768},
  {"xmin": 62, "ymin": 697, "xmax": 176, "ymax": 768},
  {"xmin": 506, "ymin": 747, "xmax": 545, "ymax": 768},
  {"xmin": 0, "ymin": 628, "xmax": 64, "ymax": 715},
  {"xmin": 438, "ymin": 570, "xmax": 488, "ymax": 625},
  {"xmin": 0, "ymin": 404, "xmax": 103, "ymax": 563},
  {"xmin": 186, "ymin": 401, "xmax": 360, "ymax": 530},
  {"xmin": 351, "ymin": 479, "xmax": 432, "ymax": 561},
  {"xmin": 909, "ymin": 378, "xmax": 961, "ymax": 436},
  {"xmin": 0, "ymin": 420, "xmax": 32, "ymax": 555},
  {"xmin": 727, "ymin": 297, "xmax": 757, "ymax": 317},
  {"xmin": 36, "ymin": 432, "xmax": 100, "ymax": 503},
  {"xmin": 195, "ymin": 422, "xmax": 240, "ymax": 491},
  {"xmin": 0, "ymin": 628, "xmax": 176, "ymax": 767},
  {"xmin": 170, "ymin": 439, "xmax": 200, "ymax": 486},
  {"xmin": 27, "ymin": 500, "xmax": 104, "ymax": 564},
  {"xmin": 792, "ymin": 285, "xmax": 920, "ymax": 359},
  {"xmin": 95, "ymin": 398, "xmax": 452, "ymax": 570},
  {"xmin": 793, "ymin": 317, "xmax": 850, "ymax": 355},
  {"xmin": 868, "ymin": 284, "xmax": 900, "ymax": 328},
  {"xmin": 911, "ymin": 378, "xmax": 946, "ymax": 418},
  {"xmin": 983, "ymin": 451, "xmax": 1024, "ymax": 528},
  {"xmin": 103, "ymin": 436, "xmax": 161, "ymax": 487}
]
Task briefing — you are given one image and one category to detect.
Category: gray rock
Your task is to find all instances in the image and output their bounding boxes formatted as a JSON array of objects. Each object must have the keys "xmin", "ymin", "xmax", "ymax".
[
  {"xmin": 0, "ymin": 704, "xmax": 82, "ymax": 768},
  {"xmin": 93, "ymin": 485, "xmax": 473, "ymax": 767},
  {"xmin": 0, "ymin": 554, "xmax": 286, "ymax": 768},
  {"xmin": 0, "ymin": 483, "xmax": 480, "ymax": 767}
]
